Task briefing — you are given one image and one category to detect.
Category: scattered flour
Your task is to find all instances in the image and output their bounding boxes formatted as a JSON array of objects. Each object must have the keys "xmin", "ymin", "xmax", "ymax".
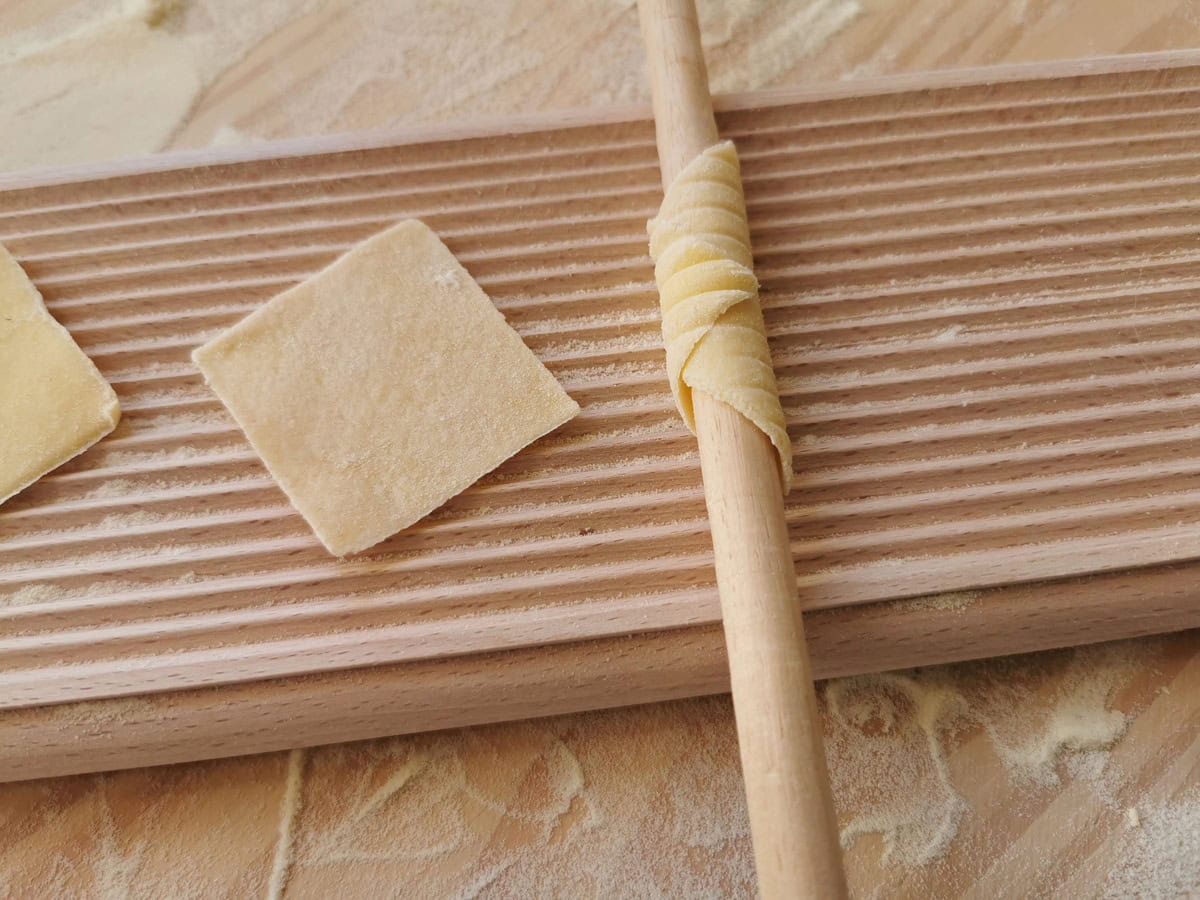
[
  {"xmin": 933, "ymin": 324, "xmax": 965, "ymax": 342},
  {"xmin": 238, "ymin": 642, "xmax": 1170, "ymax": 895},
  {"xmin": 698, "ymin": 0, "xmax": 862, "ymax": 94},
  {"xmin": 0, "ymin": 541, "xmax": 190, "ymax": 577},
  {"xmin": 0, "ymin": 0, "xmax": 863, "ymax": 162},
  {"xmin": 206, "ymin": 124, "xmax": 259, "ymax": 147},
  {"xmin": 1103, "ymin": 789, "xmax": 1200, "ymax": 898},
  {"xmin": 0, "ymin": 640, "xmax": 1184, "ymax": 897},
  {"xmin": 0, "ymin": 0, "xmax": 319, "ymax": 170},
  {"xmin": 546, "ymin": 331, "xmax": 662, "ymax": 361},
  {"xmin": 5, "ymin": 753, "xmax": 289, "ymax": 899},
  {"xmin": 288, "ymin": 703, "xmax": 754, "ymax": 898},
  {"xmin": 0, "ymin": 571, "xmax": 201, "ymax": 608},
  {"xmin": 825, "ymin": 642, "xmax": 1146, "ymax": 867},
  {"xmin": 80, "ymin": 479, "xmax": 143, "ymax": 500},
  {"xmin": 0, "ymin": 1, "xmax": 200, "ymax": 171},
  {"xmin": 980, "ymin": 644, "xmax": 1138, "ymax": 787},
  {"xmin": 0, "ymin": 583, "xmax": 67, "ymax": 608},
  {"xmin": 104, "ymin": 443, "xmax": 246, "ymax": 467},
  {"xmin": 78, "ymin": 475, "xmax": 253, "ymax": 501},
  {"xmin": 826, "ymin": 672, "xmax": 971, "ymax": 866},
  {"xmin": 11, "ymin": 510, "xmax": 166, "ymax": 545},
  {"xmin": 139, "ymin": 409, "xmax": 231, "ymax": 431},
  {"xmin": 266, "ymin": 748, "xmax": 307, "ymax": 900}
]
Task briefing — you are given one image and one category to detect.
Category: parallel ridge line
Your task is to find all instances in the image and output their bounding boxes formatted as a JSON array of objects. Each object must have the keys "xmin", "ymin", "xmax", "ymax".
[
  {"xmin": 47, "ymin": 265, "xmax": 1200, "ymax": 343},
  {"xmin": 68, "ymin": 297, "xmax": 1200, "ymax": 388},
  {"xmin": 1, "ymin": 538, "xmax": 719, "ymax": 638},
  {"xmin": 66, "ymin": 284, "xmax": 1200, "ymax": 370},
  {"xmin": 1, "ymin": 482, "xmax": 708, "ymax": 558},
  {"xmin": 23, "ymin": 168, "xmax": 1200, "ymax": 282},
  {"xmin": 7, "ymin": 449, "xmax": 1200, "ymax": 631},
  {"xmin": 12, "ymin": 152, "xmax": 1200, "ymax": 274},
  {"xmin": 0, "ymin": 587, "xmax": 723, "ymax": 711},
  {"xmin": 37, "ymin": 375, "xmax": 1200, "ymax": 493},
  {"xmin": 11, "ymin": 123, "xmax": 1200, "ymax": 254},
  {"xmin": 9, "ymin": 116, "xmax": 1200, "ymax": 251},
  {"xmin": 7, "ymin": 424, "xmax": 1198, "ymax": 583},
  {"xmin": 8, "ymin": 460, "xmax": 1200, "ymax": 602},
  {"xmin": 22, "ymin": 189, "xmax": 1200, "ymax": 288},
  {"xmin": 25, "ymin": 150, "xmax": 1200, "ymax": 294},
  {"xmin": 3, "ymin": 446, "xmax": 1189, "ymax": 579},
  {"xmin": 6, "ymin": 421, "xmax": 1197, "ymax": 526},
  {"xmin": 66, "ymin": 355, "xmax": 1200, "ymax": 461},
  {"xmin": 33, "ymin": 224, "xmax": 1200, "ymax": 311},
  {"xmin": 36, "ymin": 230, "xmax": 1200, "ymax": 322},
  {"xmin": 14, "ymin": 416, "xmax": 1200, "ymax": 564},
  {"xmin": 21, "ymin": 374, "xmax": 1200, "ymax": 518},
  {"xmin": 0, "ymin": 137, "xmax": 660, "ymax": 219}
]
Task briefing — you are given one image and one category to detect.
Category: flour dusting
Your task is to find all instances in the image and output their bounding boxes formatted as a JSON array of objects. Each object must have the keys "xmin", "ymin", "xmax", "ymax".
[
  {"xmin": 1103, "ymin": 789, "xmax": 1200, "ymax": 898},
  {"xmin": 826, "ymin": 642, "xmax": 1149, "ymax": 868}
]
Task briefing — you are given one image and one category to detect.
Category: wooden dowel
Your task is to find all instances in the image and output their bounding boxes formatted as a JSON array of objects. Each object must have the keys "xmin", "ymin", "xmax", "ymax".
[{"xmin": 637, "ymin": 1, "xmax": 848, "ymax": 897}]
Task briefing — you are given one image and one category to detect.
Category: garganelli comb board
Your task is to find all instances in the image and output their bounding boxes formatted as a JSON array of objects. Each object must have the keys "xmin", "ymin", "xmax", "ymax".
[{"xmin": 3, "ymin": 52, "xmax": 1200, "ymax": 781}]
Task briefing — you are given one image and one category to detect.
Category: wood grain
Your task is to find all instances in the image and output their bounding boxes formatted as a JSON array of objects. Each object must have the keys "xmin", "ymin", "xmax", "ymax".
[{"xmin": 4, "ymin": 53, "xmax": 1200, "ymax": 779}]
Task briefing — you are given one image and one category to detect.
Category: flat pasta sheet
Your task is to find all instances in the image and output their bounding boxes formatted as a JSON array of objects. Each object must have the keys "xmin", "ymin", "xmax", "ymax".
[
  {"xmin": 0, "ymin": 244, "xmax": 119, "ymax": 506},
  {"xmin": 193, "ymin": 220, "xmax": 579, "ymax": 556}
]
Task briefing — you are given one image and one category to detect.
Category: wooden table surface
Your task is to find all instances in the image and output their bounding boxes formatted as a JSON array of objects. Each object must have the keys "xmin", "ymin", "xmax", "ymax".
[{"xmin": 1, "ymin": 1, "xmax": 1198, "ymax": 897}]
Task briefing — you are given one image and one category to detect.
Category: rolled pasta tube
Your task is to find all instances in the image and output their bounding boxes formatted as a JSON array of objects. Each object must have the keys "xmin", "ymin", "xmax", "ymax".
[{"xmin": 648, "ymin": 139, "xmax": 793, "ymax": 491}]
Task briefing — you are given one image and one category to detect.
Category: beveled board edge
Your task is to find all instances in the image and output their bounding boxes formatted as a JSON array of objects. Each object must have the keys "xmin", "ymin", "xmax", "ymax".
[
  {"xmin": 1, "ymin": 558, "xmax": 1197, "ymax": 783},
  {"xmin": 2, "ymin": 49, "xmax": 1200, "ymax": 191}
]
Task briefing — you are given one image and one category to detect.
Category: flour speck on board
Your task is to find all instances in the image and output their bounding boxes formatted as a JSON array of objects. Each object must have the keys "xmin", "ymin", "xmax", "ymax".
[
  {"xmin": 0, "ymin": 571, "xmax": 202, "ymax": 608},
  {"xmin": 895, "ymin": 590, "xmax": 981, "ymax": 613}
]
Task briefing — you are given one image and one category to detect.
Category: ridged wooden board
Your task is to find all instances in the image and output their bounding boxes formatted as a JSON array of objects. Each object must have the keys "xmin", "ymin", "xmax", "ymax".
[{"xmin": 3, "ymin": 53, "xmax": 1200, "ymax": 780}]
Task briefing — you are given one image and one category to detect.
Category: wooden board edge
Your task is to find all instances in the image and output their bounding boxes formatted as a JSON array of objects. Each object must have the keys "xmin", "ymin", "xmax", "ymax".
[
  {"xmin": 3, "ymin": 49, "xmax": 1200, "ymax": 191},
  {"xmin": 3, "ymin": 561, "xmax": 1196, "ymax": 783},
  {"xmin": 714, "ymin": 48, "xmax": 1200, "ymax": 111}
]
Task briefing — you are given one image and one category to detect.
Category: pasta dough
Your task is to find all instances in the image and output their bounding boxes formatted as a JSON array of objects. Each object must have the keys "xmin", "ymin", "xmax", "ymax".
[
  {"xmin": 0, "ymin": 244, "xmax": 120, "ymax": 506},
  {"xmin": 192, "ymin": 219, "xmax": 579, "ymax": 556},
  {"xmin": 648, "ymin": 140, "xmax": 792, "ymax": 490}
]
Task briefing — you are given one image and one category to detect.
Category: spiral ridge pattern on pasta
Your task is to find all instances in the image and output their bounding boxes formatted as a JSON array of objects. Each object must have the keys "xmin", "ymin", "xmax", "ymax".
[{"xmin": 648, "ymin": 140, "xmax": 792, "ymax": 490}]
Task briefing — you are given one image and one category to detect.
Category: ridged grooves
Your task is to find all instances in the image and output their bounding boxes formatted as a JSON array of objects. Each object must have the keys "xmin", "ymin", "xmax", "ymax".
[{"xmin": 4, "ymin": 62, "xmax": 1200, "ymax": 709}]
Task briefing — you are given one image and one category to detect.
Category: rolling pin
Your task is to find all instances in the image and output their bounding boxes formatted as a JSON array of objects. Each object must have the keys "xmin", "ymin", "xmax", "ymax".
[{"xmin": 636, "ymin": 0, "xmax": 849, "ymax": 895}]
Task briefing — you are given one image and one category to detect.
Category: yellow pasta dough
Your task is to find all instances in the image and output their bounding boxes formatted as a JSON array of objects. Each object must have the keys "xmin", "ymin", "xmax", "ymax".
[
  {"xmin": 647, "ymin": 140, "xmax": 792, "ymax": 490},
  {"xmin": 192, "ymin": 219, "xmax": 579, "ymax": 556},
  {"xmin": 0, "ymin": 244, "xmax": 120, "ymax": 506}
]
